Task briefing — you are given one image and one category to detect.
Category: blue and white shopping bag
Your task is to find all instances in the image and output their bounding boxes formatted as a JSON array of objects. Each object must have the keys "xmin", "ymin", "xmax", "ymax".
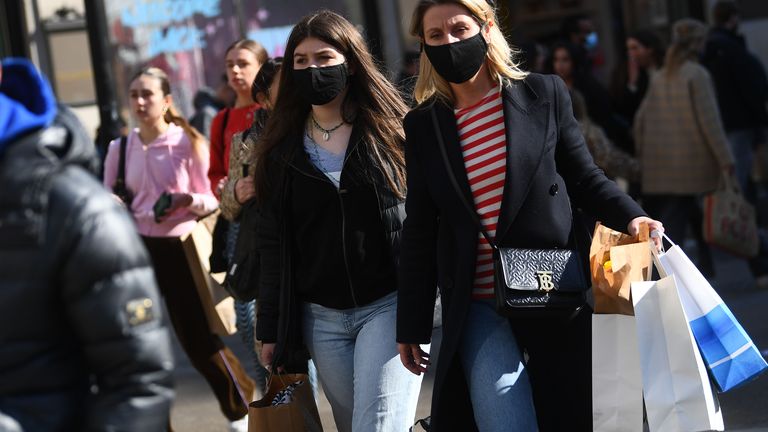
[{"xmin": 653, "ymin": 233, "xmax": 767, "ymax": 392}]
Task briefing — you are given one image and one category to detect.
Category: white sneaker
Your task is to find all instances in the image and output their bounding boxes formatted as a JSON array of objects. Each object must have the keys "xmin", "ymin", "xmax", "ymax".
[{"xmin": 228, "ymin": 415, "xmax": 248, "ymax": 432}]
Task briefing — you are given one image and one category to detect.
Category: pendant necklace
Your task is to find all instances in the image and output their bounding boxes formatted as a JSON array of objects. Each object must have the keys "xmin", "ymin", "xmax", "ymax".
[
  {"xmin": 306, "ymin": 124, "xmax": 340, "ymax": 188},
  {"xmin": 311, "ymin": 115, "xmax": 344, "ymax": 141}
]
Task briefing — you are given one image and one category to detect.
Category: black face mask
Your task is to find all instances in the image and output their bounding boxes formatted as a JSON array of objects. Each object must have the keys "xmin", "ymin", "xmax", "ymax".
[
  {"xmin": 293, "ymin": 63, "xmax": 349, "ymax": 106},
  {"xmin": 423, "ymin": 31, "xmax": 488, "ymax": 84}
]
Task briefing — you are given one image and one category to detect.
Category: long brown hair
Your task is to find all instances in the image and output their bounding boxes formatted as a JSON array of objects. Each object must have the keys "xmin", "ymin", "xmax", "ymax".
[
  {"xmin": 410, "ymin": 0, "xmax": 527, "ymax": 104},
  {"xmin": 131, "ymin": 67, "xmax": 208, "ymax": 159},
  {"xmin": 664, "ymin": 19, "xmax": 707, "ymax": 77},
  {"xmin": 253, "ymin": 10, "xmax": 408, "ymax": 200},
  {"xmin": 225, "ymin": 39, "xmax": 269, "ymax": 67}
]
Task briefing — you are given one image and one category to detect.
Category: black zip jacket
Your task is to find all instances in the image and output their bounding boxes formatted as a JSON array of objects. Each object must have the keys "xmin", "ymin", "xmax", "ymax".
[{"xmin": 255, "ymin": 125, "xmax": 404, "ymax": 365}]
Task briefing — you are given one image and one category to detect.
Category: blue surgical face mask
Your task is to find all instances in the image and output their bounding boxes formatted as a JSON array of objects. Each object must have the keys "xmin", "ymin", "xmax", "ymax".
[{"xmin": 585, "ymin": 32, "xmax": 599, "ymax": 50}]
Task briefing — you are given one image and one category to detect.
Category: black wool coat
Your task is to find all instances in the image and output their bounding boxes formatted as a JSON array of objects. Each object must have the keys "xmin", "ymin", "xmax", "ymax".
[{"xmin": 396, "ymin": 73, "xmax": 645, "ymax": 430}]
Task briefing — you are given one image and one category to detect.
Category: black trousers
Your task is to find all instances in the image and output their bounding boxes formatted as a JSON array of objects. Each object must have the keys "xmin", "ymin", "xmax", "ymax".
[{"xmin": 510, "ymin": 306, "xmax": 593, "ymax": 432}]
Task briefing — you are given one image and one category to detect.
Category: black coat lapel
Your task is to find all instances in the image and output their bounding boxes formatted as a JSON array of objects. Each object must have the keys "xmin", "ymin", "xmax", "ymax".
[
  {"xmin": 495, "ymin": 80, "xmax": 551, "ymax": 243},
  {"xmin": 432, "ymin": 100, "xmax": 474, "ymax": 206}
]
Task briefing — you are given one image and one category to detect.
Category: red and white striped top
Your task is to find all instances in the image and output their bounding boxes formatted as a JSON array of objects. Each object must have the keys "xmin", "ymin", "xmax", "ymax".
[{"xmin": 455, "ymin": 87, "xmax": 507, "ymax": 299}]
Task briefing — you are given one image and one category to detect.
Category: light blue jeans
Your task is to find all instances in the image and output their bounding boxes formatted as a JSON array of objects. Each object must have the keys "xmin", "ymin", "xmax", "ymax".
[
  {"xmin": 459, "ymin": 300, "xmax": 538, "ymax": 432},
  {"xmin": 302, "ymin": 291, "xmax": 425, "ymax": 432}
]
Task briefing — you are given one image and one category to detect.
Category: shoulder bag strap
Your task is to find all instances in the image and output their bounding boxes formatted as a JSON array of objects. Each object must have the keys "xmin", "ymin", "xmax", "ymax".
[
  {"xmin": 117, "ymin": 135, "xmax": 128, "ymax": 185},
  {"xmin": 220, "ymin": 107, "xmax": 230, "ymax": 148},
  {"xmin": 431, "ymin": 104, "xmax": 581, "ymax": 252},
  {"xmin": 430, "ymin": 107, "xmax": 497, "ymax": 249}
]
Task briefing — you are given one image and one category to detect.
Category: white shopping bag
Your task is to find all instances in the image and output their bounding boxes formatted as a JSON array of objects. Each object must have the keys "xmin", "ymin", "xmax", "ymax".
[
  {"xmin": 653, "ymin": 234, "xmax": 767, "ymax": 392},
  {"xmin": 592, "ymin": 314, "xmax": 643, "ymax": 432},
  {"xmin": 632, "ymin": 276, "xmax": 724, "ymax": 432}
]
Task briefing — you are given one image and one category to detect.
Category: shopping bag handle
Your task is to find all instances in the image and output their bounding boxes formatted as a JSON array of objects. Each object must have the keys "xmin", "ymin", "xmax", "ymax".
[
  {"xmin": 650, "ymin": 230, "xmax": 677, "ymax": 253},
  {"xmin": 649, "ymin": 230, "xmax": 674, "ymax": 279},
  {"xmin": 719, "ymin": 170, "xmax": 742, "ymax": 194}
]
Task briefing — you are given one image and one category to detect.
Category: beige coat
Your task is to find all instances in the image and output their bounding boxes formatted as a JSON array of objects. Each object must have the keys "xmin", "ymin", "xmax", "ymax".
[{"xmin": 634, "ymin": 61, "xmax": 734, "ymax": 195}]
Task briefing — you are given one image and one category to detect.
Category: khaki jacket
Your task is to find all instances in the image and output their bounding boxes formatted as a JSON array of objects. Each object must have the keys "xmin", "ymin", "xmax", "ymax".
[{"xmin": 634, "ymin": 61, "xmax": 734, "ymax": 194}]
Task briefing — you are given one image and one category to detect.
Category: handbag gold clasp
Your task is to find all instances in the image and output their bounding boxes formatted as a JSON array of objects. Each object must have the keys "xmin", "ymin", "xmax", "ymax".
[{"xmin": 536, "ymin": 271, "xmax": 555, "ymax": 292}]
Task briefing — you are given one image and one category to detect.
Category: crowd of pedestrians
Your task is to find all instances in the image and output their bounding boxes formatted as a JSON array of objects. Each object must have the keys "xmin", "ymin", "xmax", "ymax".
[{"xmin": 1, "ymin": 0, "xmax": 766, "ymax": 431}]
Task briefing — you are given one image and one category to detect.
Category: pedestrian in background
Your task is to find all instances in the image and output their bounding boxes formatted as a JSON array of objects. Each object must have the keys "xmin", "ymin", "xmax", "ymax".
[
  {"xmin": 209, "ymin": 39, "xmax": 268, "ymax": 198},
  {"xmin": 396, "ymin": 49, "xmax": 421, "ymax": 107},
  {"xmin": 102, "ymin": 66, "xmax": 255, "ymax": 432},
  {"xmin": 702, "ymin": 0, "xmax": 768, "ymax": 282},
  {"xmin": 634, "ymin": 18, "xmax": 735, "ymax": 278},
  {"xmin": 189, "ymin": 86, "xmax": 224, "ymax": 141},
  {"xmin": 610, "ymin": 29, "xmax": 665, "ymax": 134},
  {"xmin": 571, "ymin": 88, "xmax": 640, "ymax": 184},
  {"xmin": 396, "ymin": 1, "xmax": 662, "ymax": 431},
  {"xmin": 218, "ymin": 57, "xmax": 284, "ymax": 397},
  {"xmin": 254, "ymin": 10, "xmax": 423, "ymax": 432},
  {"xmin": 0, "ymin": 57, "xmax": 174, "ymax": 432},
  {"xmin": 548, "ymin": 40, "xmax": 631, "ymax": 153}
]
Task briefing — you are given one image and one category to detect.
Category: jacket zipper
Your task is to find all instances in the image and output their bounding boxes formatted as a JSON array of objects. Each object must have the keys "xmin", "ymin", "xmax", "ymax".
[
  {"xmin": 337, "ymin": 188, "xmax": 359, "ymax": 307},
  {"xmin": 283, "ymin": 149, "xmax": 359, "ymax": 307}
]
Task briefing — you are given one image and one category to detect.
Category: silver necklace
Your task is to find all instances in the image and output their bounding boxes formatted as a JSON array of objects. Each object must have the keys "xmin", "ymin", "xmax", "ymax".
[
  {"xmin": 311, "ymin": 115, "xmax": 344, "ymax": 141},
  {"xmin": 306, "ymin": 126, "xmax": 340, "ymax": 187}
]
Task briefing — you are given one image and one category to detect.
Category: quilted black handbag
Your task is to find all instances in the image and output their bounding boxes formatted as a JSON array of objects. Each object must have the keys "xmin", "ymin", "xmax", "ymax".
[{"xmin": 430, "ymin": 108, "xmax": 588, "ymax": 317}]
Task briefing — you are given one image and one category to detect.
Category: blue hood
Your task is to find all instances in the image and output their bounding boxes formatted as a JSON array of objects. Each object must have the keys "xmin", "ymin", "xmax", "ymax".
[{"xmin": 0, "ymin": 58, "xmax": 57, "ymax": 155}]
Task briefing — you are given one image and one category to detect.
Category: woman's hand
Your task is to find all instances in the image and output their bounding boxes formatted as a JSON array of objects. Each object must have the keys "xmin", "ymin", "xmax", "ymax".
[
  {"xmin": 156, "ymin": 193, "xmax": 193, "ymax": 223},
  {"xmin": 398, "ymin": 343, "xmax": 431, "ymax": 376},
  {"xmin": 234, "ymin": 176, "xmax": 256, "ymax": 204},
  {"xmin": 261, "ymin": 343, "xmax": 275, "ymax": 370},
  {"xmin": 628, "ymin": 216, "xmax": 664, "ymax": 250},
  {"xmin": 216, "ymin": 176, "xmax": 228, "ymax": 197}
]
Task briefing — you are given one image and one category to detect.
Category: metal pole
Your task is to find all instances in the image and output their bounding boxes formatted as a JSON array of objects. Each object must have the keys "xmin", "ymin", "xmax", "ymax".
[
  {"xmin": 84, "ymin": 0, "xmax": 121, "ymax": 170},
  {"xmin": 3, "ymin": 0, "xmax": 30, "ymax": 58}
]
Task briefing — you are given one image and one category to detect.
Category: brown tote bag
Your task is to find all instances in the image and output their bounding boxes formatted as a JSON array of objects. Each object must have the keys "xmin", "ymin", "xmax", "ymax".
[
  {"xmin": 180, "ymin": 210, "xmax": 237, "ymax": 336},
  {"xmin": 248, "ymin": 373, "xmax": 323, "ymax": 432}
]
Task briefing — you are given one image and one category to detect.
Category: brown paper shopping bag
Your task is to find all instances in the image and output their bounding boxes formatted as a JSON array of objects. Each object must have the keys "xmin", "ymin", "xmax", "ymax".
[
  {"xmin": 589, "ymin": 222, "xmax": 652, "ymax": 315},
  {"xmin": 180, "ymin": 211, "xmax": 237, "ymax": 336},
  {"xmin": 249, "ymin": 373, "xmax": 323, "ymax": 432}
]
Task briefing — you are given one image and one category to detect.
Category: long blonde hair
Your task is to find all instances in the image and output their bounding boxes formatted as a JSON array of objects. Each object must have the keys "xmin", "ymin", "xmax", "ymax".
[
  {"xmin": 410, "ymin": 0, "xmax": 528, "ymax": 104},
  {"xmin": 131, "ymin": 67, "xmax": 208, "ymax": 160},
  {"xmin": 664, "ymin": 19, "xmax": 707, "ymax": 77}
]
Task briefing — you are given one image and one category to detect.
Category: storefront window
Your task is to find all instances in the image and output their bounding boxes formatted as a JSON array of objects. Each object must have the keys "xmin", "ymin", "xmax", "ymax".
[{"xmin": 105, "ymin": 0, "xmax": 365, "ymax": 118}]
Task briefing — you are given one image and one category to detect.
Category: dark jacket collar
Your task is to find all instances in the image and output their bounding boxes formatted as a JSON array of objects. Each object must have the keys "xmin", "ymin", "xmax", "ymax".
[
  {"xmin": 273, "ymin": 121, "xmax": 366, "ymax": 184},
  {"xmin": 431, "ymin": 76, "xmax": 550, "ymax": 243}
]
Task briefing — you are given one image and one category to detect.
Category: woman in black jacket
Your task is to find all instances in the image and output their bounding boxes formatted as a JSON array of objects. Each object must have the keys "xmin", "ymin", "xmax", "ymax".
[
  {"xmin": 396, "ymin": 1, "xmax": 663, "ymax": 431},
  {"xmin": 253, "ymin": 10, "xmax": 423, "ymax": 432}
]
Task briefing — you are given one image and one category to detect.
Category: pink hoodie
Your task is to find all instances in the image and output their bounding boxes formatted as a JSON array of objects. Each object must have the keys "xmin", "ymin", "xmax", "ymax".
[{"xmin": 103, "ymin": 124, "xmax": 218, "ymax": 237}]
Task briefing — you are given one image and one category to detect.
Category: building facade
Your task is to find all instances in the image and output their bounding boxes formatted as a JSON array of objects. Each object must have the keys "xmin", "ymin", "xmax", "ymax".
[{"xmin": 1, "ymin": 0, "xmax": 766, "ymax": 142}]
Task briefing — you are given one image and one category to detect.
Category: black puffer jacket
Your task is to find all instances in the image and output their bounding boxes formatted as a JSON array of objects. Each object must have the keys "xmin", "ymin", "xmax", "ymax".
[{"xmin": 0, "ymin": 108, "xmax": 175, "ymax": 431}]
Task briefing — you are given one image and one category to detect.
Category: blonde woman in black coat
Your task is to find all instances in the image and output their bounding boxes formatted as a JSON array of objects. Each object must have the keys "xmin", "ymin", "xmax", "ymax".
[{"xmin": 395, "ymin": 1, "xmax": 663, "ymax": 431}]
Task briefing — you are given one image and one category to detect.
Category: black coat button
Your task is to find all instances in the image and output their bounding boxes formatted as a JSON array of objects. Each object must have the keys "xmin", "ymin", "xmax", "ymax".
[{"xmin": 549, "ymin": 183, "xmax": 559, "ymax": 195}]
